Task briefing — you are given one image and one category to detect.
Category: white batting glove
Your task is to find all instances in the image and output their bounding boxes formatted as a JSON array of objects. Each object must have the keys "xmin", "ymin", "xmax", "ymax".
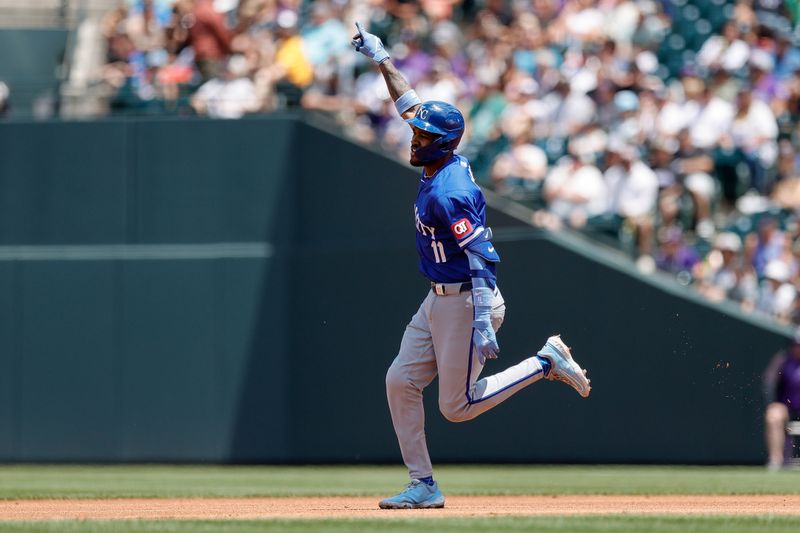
[
  {"xmin": 351, "ymin": 22, "xmax": 390, "ymax": 64},
  {"xmin": 473, "ymin": 310, "xmax": 500, "ymax": 365}
]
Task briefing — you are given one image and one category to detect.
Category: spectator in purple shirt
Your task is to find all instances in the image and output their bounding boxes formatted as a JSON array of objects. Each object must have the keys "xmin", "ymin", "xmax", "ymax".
[
  {"xmin": 655, "ymin": 226, "xmax": 700, "ymax": 280},
  {"xmin": 392, "ymin": 31, "xmax": 432, "ymax": 87},
  {"xmin": 753, "ymin": 216, "xmax": 784, "ymax": 277},
  {"xmin": 764, "ymin": 330, "xmax": 800, "ymax": 469}
]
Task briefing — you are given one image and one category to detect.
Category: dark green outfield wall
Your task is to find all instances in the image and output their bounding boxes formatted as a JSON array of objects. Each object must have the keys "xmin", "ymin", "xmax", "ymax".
[{"xmin": 0, "ymin": 114, "xmax": 790, "ymax": 463}]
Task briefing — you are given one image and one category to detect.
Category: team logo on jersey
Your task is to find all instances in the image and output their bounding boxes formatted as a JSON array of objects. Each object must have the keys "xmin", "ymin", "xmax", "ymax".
[
  {"xmin": 415, "ymin": 204, "xmax": 435, "ymax": 238},
  {"xmin": 451, "ymin": 218, "xmax": 473, "ymax": 239}
]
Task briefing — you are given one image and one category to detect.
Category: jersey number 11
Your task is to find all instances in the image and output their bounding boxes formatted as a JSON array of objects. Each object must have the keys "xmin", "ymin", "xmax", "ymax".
[{"xmin": 431, "ymin": 240, "xmax": 447, "ymax": 263}]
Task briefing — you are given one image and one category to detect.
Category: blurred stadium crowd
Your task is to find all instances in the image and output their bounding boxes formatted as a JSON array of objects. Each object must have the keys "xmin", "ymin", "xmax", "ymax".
[{"xmin": 47, "ymin": 0, "xmax": 800, "ymax": 325}]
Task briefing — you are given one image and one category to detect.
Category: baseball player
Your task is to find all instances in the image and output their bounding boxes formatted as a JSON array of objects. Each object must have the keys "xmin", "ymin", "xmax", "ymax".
[{"xmin": 352, "ymin": 23, "xmax": 591, "ymax": 510}]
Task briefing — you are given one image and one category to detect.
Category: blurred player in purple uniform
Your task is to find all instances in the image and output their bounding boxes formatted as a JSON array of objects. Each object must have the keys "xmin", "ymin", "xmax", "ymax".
[{"xmin": 764, "ymin": 329, "xmax": 800, "ymax": 469}]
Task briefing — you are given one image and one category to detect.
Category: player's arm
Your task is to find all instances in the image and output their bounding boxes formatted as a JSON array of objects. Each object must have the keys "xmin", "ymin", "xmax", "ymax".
[
  {"xmin": 464, "ymin": 229, "xmax": 501, "ymax": 364},
  {"xmin": 351, "ymin": 22, "xmax": 420, "ymax": 119},
  {"xmin": 441, "ymin": 196, "xmax": 502, "ymax": 364}
]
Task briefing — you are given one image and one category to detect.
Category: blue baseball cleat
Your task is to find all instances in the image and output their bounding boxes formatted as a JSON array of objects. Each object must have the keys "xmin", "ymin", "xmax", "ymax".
[
  {"xmin": 378, "ymin": 479, "xmax": 445, "ymax": 509},
  {"xmin": 538, "ymin": 335, "xmax": 591, "ymax": 398}
]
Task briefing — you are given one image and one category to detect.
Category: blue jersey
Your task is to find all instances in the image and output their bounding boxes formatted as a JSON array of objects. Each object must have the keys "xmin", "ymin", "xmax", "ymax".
[{"xmin": 414, "ymin": 155, "xmax": 497, "ymax": 284}]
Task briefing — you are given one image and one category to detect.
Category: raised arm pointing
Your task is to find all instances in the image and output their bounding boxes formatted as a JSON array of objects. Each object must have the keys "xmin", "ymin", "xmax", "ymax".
[{"xmin": 352, "ymin": 22, "xmax": 420, "ymax": 120}]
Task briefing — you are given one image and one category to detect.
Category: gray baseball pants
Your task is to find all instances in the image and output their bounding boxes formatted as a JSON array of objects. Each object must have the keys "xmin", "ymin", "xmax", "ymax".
[{"xmin": 386, "ymin": 285, "xmax": 545, "ymax": 479}]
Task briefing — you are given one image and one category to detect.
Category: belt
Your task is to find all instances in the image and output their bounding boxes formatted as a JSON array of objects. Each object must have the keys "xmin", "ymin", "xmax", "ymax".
[{"xmin": 430, "ymin": 281, "xmax": 472, "ymax": 296}]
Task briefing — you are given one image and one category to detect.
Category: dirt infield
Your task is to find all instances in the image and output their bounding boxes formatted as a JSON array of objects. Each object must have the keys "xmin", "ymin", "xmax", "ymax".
[{"xmin": 1, "ymin": 495, "xmax": 799, "ymax": 520}]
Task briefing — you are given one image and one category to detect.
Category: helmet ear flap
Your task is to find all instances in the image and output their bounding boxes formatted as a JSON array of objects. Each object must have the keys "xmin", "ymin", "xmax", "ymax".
[
  {"xmin": 415, "ymin": 128, "xmax": 463, "ymax": 163},
  {"xmin": 444, "ymin": 129, "xmax": 463, "ymax": 151},
  {"xmin": 413, "ymin": 134, "xmax": 447, "ymax": 163}
]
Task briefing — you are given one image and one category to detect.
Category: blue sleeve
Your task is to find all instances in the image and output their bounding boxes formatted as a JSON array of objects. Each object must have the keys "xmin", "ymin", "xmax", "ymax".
[
  {"xmin": 433, "ymin": 191, "xmax": 484, "ymax": 246},
  {"xmin": 434, "ymin": 190, "xmax": 500, "ymax": 263}
]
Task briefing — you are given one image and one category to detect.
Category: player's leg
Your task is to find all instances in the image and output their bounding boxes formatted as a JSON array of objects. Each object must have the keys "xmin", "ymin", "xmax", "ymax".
[
  {"xmin": 434, "ymin": 288, "xmax": 590, "ymax": 422},
  {"xmin": 765, "ymin": 401, "xmax": 789, "ymax": 469},
  {"xmin": 433, "ymin": 288, "xmax": 544, "ymax": 421},
  {"xmin": 385, "ymin": 292, "xmax": 437, "ymax": 479},
  {"xmin": 382, "ymin": 290, "xmax": 444, "ymax": 509}
]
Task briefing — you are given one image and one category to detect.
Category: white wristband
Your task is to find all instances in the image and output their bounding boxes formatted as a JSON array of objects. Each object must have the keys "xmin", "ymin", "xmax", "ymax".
[{"xmin": 394, "ymin": 89, "xmax": 421, "ymax": 115}]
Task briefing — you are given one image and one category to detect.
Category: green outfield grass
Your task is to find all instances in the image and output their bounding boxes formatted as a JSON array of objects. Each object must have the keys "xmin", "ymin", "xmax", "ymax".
[
  {"xmin": 2, "ymin": 517, "xmax": 800, "ymax": 533},
  {"xmin": 0, "ymin": 464, "xmax": 798, "ymax": 499},
  {"xmin": 1, "ymin": 466, "xmax": 799, "ymax": 532}
]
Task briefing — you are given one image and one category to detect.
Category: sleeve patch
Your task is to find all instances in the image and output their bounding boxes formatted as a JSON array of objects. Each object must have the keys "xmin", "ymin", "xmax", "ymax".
[{"xmin": 451, "ymin": 218, "xmax": 474, "ymax": 239}]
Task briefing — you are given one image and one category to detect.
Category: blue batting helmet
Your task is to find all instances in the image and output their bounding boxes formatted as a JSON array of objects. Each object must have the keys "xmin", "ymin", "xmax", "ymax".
[{"xmin": 406, "ymin": 101, "xmax": 465, "ymax": 163}]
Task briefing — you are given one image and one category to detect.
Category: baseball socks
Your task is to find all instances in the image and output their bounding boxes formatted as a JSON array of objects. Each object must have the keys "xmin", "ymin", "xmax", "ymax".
[
  {"xmin": 536, "ymin": 355, "xmax": 552, "ymax": 377},
  {"xmin": 417, "ymin": 476, "xmax": 435, "ymax": 486}
]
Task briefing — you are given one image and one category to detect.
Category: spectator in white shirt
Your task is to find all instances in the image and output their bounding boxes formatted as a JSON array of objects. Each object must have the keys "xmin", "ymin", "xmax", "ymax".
[
  {"xmin": 696, "ymin": 21, "xmax": 751, "ymax": 73},
  {"xmin": 730, "ymin": 88, "xmax": 779, "ymax": 192},
  {"xmin": 604, "ymin": 140, "xmax": 659, "ymax": 254},
  {"xmin": 192, "ymin": 54, "xmax": 260, "ymax": 119},
  {"xmin": 656, "ymin": 79, "xmax": 696, "ymax": 138},
  {"xmin": 757, "ymin": 260, "xmax": 797, "ymax": 324},
  {"xmin": 688, "ymin": 81, "xmax": 735, "ymax": 149},
  {"xmin": 544, "ymin": 149, "xmax": 608, "ymax": 228},
  {"xmin": 490, "ymin": 112, "xmax": 549, "ymax": 198}
]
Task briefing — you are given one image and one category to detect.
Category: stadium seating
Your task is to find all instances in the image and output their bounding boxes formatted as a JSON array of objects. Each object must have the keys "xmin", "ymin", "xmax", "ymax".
[
  {"xmin": 0, "ymin": 1, "xmax": 108, "ymax": 118},
  {"xmin": 0, "ymin": 0, "xmax": 114, "ymax": 29}
]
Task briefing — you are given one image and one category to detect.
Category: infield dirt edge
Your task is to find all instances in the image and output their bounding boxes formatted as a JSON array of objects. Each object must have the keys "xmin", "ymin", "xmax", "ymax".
[{"xmin": 1, "ymin": 495, "xmax": 799, "ymax": 520}]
